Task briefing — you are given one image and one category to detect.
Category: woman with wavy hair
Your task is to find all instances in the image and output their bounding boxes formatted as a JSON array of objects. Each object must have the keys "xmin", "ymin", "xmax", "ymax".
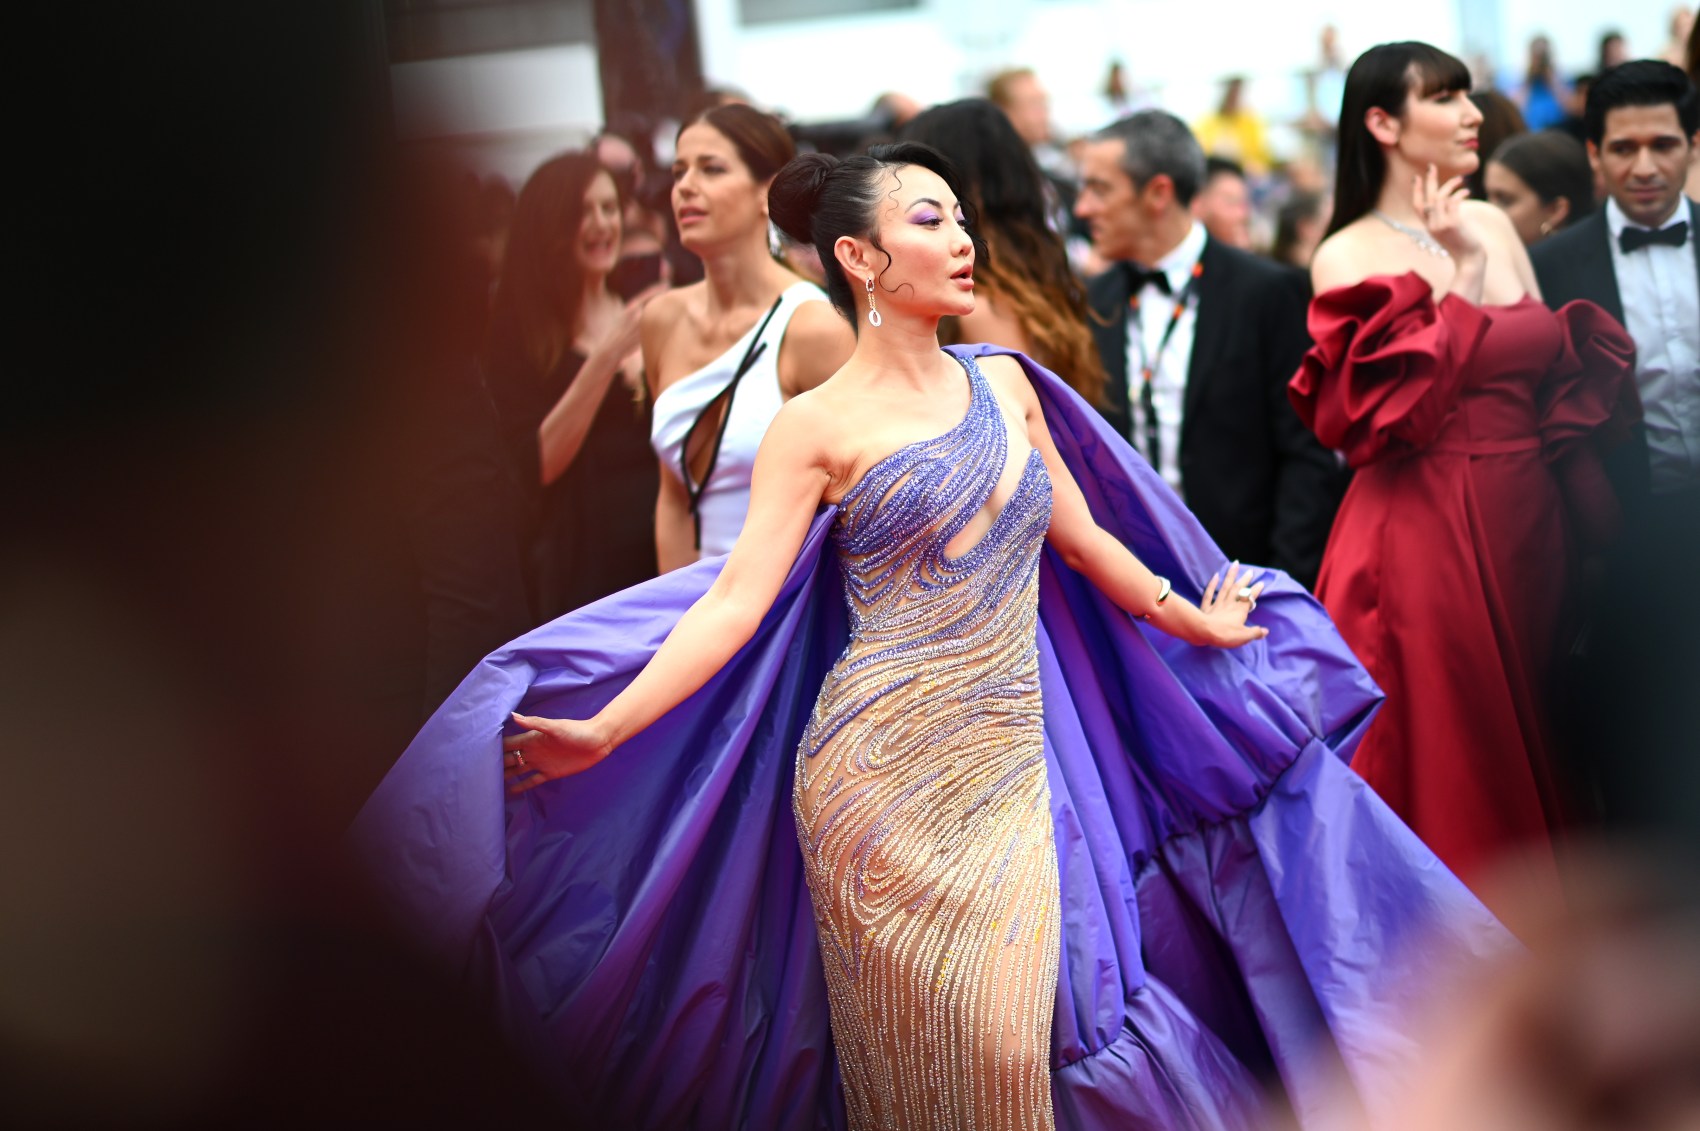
[{"xmin": 899, "ymin": 98, "xmax": 1107, "ymax": 408}]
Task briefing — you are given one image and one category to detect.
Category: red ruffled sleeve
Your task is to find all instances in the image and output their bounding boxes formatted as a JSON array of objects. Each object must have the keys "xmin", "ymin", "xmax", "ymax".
[
  {"xmin": 1288, "ymin": 272, "xmax": 1490, "ymax": 468},
  {"xmin": 1537, "ymin": 300, "xmax": 1641, "ymax": 462},
  {"xmin": 1538, "ymin": 301, "xmax": 1642, "ymax": 549}
]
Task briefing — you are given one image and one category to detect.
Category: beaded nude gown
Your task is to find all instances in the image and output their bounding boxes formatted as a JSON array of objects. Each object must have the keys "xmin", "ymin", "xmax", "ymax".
[{"xmin": 793, "ymin": 353, "xmax": 1060, "ymax": 1130}]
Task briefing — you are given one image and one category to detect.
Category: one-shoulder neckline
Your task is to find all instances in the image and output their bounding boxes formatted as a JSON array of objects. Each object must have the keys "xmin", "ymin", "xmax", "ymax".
[
  {"xmin": 834, "ymin": 353, "xmax": 979, "ymax": 509},
  {"xmin": 653, "ymin": 279, "xmax": 824, "ymax": 402},
  {"xmin": 1316, "ymin": 270, "xmax": 1540, "ymax": 311}
]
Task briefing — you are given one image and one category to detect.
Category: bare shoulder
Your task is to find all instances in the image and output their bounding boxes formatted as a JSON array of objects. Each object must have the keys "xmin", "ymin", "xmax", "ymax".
[
  {"xmin": 642, "ymin": 285, "xmax": 706, "ymax": 394},
  {"xmin": 1461, "ymin": 198, "xmax": 1513, "ymax": 229},
  {"xmin": 777, "ymin": 299, "xmax": 855, "ymax": 395},
  {"xmin": 784, "ymin": 298, "xmax": 854, "ymax": 349},
  {"xmin": 1463, "ymin": 199, "xmax": 1522, "ymax": 250},
  {"xmin": 767, "ymin": 382, "xmax": 844, "ymax": 452},
  {"xmin": 973, "ymin": 350, "xmax": 1027, "ymax": 384},
  {"xmin": 640, "ymin": 285, "xmax": 694, "ymax": 350},
  {"xmin": 974, "ymin": 352, "xmax": 1044, "ymax": 413},
  {"xmin": 1309, "ymin": 224, "xmax": 1377, "ymax": 294},
  {"xmin": 641, "ymin": 284, "xmax": 694, "ymax": 330}
]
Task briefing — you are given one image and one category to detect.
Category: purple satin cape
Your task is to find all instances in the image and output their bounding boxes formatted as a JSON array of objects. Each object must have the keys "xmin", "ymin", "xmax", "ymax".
[{"xmin": 351, "ymin": 346, "xmax": 1512, "ymax": 1129}]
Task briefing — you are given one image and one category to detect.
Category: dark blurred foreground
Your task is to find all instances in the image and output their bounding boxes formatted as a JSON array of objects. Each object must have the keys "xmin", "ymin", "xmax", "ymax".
[{"xmin": 2, "ymin": 4, "xmax": 567, "ymax": 1123}]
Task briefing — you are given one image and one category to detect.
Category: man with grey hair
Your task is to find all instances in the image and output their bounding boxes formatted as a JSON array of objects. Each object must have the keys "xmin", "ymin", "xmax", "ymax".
[{"xmin": 1075, "ymin": 110, "xmax": 1344, "ymax": 588}]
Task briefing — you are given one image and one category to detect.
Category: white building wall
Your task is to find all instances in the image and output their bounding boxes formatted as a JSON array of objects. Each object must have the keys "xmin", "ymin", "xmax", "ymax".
[{"xmin": 391, "ymin": 43, "xmax": 604, "ymax": 184}]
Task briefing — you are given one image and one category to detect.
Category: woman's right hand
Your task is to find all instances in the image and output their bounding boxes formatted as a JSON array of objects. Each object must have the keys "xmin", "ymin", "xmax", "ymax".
[
  {"xmin": 599, "ymin": 283, "xmax": 668, "ymax": 363},
  {"xmin": 1414, "ymin": 162, "xmax": 1485, "ymax": 264},
  {"xmin": 502, "ymin": 712, "xmax": 613, "ymax": 794},
  {"xmin": 1197, "ymin": 562, "xmax": 1269, "ymax": 648}
]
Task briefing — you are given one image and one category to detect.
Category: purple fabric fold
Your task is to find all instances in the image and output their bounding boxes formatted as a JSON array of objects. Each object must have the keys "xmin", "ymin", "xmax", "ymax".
[{"xmin": 351, "ymin": 345, "xmax": 1513, "ymax": 1129}]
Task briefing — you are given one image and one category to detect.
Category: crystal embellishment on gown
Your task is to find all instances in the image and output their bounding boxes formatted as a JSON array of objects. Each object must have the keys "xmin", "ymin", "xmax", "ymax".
[{"xmin": 793, "ymin": 353, "xmax": 1059, "ymax": 1131}]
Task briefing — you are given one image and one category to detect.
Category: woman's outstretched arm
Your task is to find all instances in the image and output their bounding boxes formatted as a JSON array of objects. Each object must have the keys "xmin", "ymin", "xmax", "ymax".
[
  {"xmin": 985, "ymin": 355, "xmax": 1268, "ymax": 648},
  {"xmin": 504, "ymin": 396, "xmax": 835, "ymax": 790}
]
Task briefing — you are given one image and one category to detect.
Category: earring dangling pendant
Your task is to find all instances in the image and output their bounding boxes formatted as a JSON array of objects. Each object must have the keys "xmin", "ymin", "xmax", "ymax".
[{"xmin": 865, "ymin": 276, "xmax": 882, "ymax": 328}]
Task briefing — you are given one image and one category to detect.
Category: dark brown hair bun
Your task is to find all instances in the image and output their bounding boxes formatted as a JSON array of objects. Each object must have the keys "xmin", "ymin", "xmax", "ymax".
[{"xmin": 767, "ymin": 152, "xmax": 838, "ymax": 246}]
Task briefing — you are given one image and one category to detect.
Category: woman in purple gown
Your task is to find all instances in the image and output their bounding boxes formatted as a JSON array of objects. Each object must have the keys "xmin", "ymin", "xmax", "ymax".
[{"xmin": 353, "ymin": 145, "xmax": 1511, "ymax": 1129}]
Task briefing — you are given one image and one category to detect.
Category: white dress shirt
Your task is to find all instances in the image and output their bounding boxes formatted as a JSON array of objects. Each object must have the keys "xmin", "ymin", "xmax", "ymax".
[
  {"xmin": 1125, "ymin": 221, "xmax": 1207, "ymax": 491},
  {"xmin": 1605, "ymin": 197, "xmax": 1700, "ymax": 495}
]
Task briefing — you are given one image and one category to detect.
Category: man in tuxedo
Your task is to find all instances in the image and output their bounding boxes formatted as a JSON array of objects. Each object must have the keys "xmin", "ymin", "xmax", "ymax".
[
  {"xmin": 1529, "ymin": 59, "xmax": 1699, "ymax": 842},
  {"xmin": 1075, "ymin": 110, "xmax": 1344, "ymax": 589}
]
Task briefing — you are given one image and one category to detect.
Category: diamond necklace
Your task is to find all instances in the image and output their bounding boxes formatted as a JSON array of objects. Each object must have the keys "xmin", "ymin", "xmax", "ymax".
[{"xmin": 1373, "ymin": 210, "xmax": 1451, "ymax": 258}]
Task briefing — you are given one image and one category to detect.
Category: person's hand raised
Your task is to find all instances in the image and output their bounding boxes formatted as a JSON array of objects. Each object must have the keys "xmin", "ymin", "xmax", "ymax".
[
  {"xmin": 502, "ymin": 713, "xmax": 611, "ymax": 794},
  {"xmin": 600, "ymin": 283, "xmax": 668, "ymax": 363},
  {"xmin": 1414, "ymin": 162, "xmax": 1484, "ymax": 264}
]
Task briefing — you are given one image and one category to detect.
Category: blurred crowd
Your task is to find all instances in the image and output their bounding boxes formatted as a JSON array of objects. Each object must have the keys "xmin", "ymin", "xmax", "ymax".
[
  {"xmin": 412, "ymin": 12, "xmax": 1699, "ymax": 693},
  {"xmin": 376, "ymin": 14, "xmax": 1689, "ymax": 903},
  {"xmin": 7, "ymin": 5, "xmax": 1698, "ymax": 1125}
]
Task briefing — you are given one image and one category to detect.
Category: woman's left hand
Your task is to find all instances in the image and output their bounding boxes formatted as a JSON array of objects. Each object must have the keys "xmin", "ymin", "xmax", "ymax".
[
  {"xmin": 502, "ymin": 713, "xmax": 612, "ymax": 794},
  {"xmin": 1198, "ymin": 562, "xmax": 1269, "ymax": 647}
]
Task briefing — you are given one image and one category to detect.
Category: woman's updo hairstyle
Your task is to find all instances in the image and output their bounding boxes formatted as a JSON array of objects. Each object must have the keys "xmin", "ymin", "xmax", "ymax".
[{"xmin": 769, "ymin": 142, "xmax": 987, "ymax": 329}]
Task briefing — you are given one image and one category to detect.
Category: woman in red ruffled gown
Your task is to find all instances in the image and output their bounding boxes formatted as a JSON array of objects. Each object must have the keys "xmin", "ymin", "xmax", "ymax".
[{"xmin": 1289, "ymin": 42, "xmax": 1638, "ymax": 913}]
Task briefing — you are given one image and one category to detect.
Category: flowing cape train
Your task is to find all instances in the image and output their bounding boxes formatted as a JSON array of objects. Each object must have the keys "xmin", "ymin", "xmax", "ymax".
[{"xmin": 351, "ymin": 346, "xmax": 1511, "ymax": 1129}]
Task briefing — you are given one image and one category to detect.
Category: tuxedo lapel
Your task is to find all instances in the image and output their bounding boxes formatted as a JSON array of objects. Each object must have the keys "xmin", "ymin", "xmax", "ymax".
[
  {"xmin": 1578, "ymin": 212, "xmax": 1625, "ymax": 324},
  {"xmin": 1690, "ymin": 198, "xmax": 1699, "ymax": 295},
  {"xmin": 1182, "ymin": 238, "xmax": 1227, "ymax": 440},
  {"xmin": 1090, "ymin": 265, "xmax": 1135, "ymax": 435}
]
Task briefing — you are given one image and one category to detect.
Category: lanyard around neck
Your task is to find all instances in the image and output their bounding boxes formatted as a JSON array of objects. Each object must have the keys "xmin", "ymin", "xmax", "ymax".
[
  {"xmin": 1128, "ymin": 260, "xmax": 1204, "ymax": 385},
  {"xmin": 1127, "ymin": 260, "xmax": 1203, "ymax": 469}
]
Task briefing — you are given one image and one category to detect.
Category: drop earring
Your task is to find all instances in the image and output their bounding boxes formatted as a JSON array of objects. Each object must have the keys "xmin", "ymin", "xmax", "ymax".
[{"xmin": 865, "ymin": 276, "xmax": 882, "ymax": 328}]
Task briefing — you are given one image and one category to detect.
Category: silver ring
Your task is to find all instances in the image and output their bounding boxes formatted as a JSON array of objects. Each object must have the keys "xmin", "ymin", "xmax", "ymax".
[
  {"xmin": 514, "ymin": 752, "xmax": 526, "ymax": 768},
  {"xmin": 1235, "ymin": 587, "xmax": 1255, "ymax": 602}
]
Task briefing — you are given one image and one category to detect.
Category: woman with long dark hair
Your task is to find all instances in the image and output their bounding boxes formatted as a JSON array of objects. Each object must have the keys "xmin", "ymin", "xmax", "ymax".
[
  {"xmin": 898, "ymin": 98, "xmax": 1107, "ymax": 406},
  {"xmin": 484, "ymin": 152, "xmax": 662, "ymax": 619},
  {"xmin": 644, "ymin": 103, "xmax": 854, "ymax": 570},
  {"xmin": 1292, "ymin": 41, "xmax": 1639, "ymax": 914},
  {"xmin": 356, "ymin": 137, "xmax": 1511, "ymax": 1128}
]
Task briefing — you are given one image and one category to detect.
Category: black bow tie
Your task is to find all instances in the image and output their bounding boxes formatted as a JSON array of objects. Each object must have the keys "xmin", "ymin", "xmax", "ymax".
[
  {"xmin": 1619, "ymin": 221, "xmax": 1688, "ymax": 253},
  {"xmin": 1127, "ymin": 265, "xmax": 1172, "ymax": 296}
]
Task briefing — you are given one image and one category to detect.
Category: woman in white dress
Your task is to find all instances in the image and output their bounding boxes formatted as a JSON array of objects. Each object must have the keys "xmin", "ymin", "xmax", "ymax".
[{"xmin": 645, "ymin": 104, "xmax": 855, "ymax": 567}]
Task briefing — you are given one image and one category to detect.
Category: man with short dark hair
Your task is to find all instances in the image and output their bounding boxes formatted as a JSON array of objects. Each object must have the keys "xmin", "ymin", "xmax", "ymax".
[
  {"xmin": 1075, "ymin": 111, "xmax": 1345, "ymax": 588},
  {"xmin": 1533, "ymin": 60, "xmax": 1698, "ymax": 499},
  {"xmin": 1529, "ymin": 59, "xmax": 1699, "ymax": 839}
]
